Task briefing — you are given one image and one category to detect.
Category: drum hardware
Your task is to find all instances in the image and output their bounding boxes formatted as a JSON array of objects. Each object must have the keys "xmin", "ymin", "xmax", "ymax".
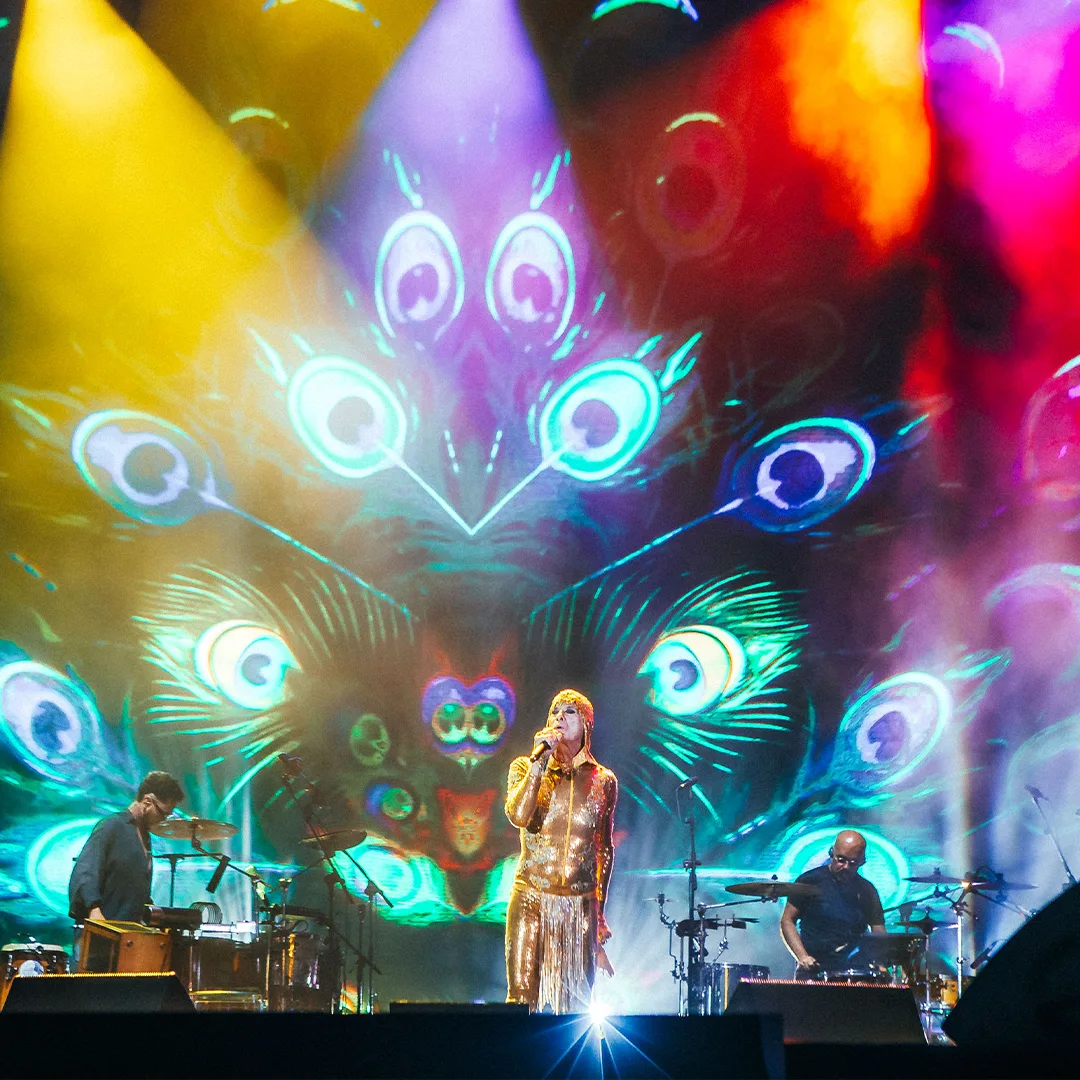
[
  {"xmin": 143, "ymin": 905, "xmax": 203, "ymax": 932},
  {"xmin": 152, "ymin": 851, "xmax": 205, "ymax": 907},
  {"xmin": 279, "ymin": 755, "xmax": 388, "ymax": 1014},
  {"xmin": 1025, "ymin": 782, "xmax": 1077, "ymax": 893},
  {"xmin": 701, "ymin": 962, "xmax": 771, "ymax": 1013}
]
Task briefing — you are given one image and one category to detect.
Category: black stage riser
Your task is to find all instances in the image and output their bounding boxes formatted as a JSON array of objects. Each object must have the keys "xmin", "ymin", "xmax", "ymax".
[{"xmin": 0, "ymin": 1013, "xmax": 784, "ymax": 1079}]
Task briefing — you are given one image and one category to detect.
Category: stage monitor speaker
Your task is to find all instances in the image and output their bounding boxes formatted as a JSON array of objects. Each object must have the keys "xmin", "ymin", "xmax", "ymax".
[
  {"xmin": 943, "ymin": 881, "xmax": 1080, "ymax": 1048},
  {"xmin": 725, "ymin": 979, "xmax": 924, "ymax": 1044},
  {"xmin": 2, "ymin": 973, "xmax": 195, "ymax": 1013}
]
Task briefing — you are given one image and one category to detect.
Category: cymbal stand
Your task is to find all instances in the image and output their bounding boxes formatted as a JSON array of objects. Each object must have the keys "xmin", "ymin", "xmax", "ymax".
[
  {"xmin": 1029, "ymin": 789, "xmax": 1077, "ymax": 893},
  {"xmin": 676, "ymin": 783, "xmax": 703, "ymax": 1015},
  {"xmin": 332, "ymin": 847, "xmax": 390, "ymax": 1014}
]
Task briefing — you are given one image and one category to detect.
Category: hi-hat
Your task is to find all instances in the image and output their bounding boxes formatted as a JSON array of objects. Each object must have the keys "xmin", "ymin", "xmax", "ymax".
[
  {"xmin": 150, "ymin": 818, "xmax": 238, "ymax": 842},
  {"xmin": 895, "ymin": 913, "xmax": 957, "ymax": 934},
  {"xmin": 726, "ymin": 881, "xmax": 821, "ymax": 901},
  {"xmin": 300, "ymin": 828, "xmax": 368, "ymax": 854}
]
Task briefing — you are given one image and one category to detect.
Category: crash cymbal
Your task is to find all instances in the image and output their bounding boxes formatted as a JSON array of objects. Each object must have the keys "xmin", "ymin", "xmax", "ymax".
[
  {"xmin": 726, "ymin": 880, "xmax": 822, "ymax": 901},
  {"xmin": 300, "ymin": 828, "xmax": 368, "ymax": 854},
  {"xmin": 904, "ymin": 869, "xmax": 1037, "ymax": 890},
  {"xmin": 967, "ymin": 876, "xmax": 1036, "ymax": 892},
  {"xmin": 150, "ymin": 817, "xmax": 238, "ymax": 842}
]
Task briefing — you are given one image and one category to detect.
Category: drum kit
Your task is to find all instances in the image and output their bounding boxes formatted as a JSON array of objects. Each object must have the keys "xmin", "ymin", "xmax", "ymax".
[{"xmin": 139, "ymin": 790, "xmax": 388, "ymax": 1014}]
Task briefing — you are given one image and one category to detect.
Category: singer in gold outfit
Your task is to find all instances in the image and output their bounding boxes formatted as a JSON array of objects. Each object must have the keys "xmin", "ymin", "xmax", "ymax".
[{"xmin": 504, "ymin": 689, "xmax": 618, "ymax": 1013}]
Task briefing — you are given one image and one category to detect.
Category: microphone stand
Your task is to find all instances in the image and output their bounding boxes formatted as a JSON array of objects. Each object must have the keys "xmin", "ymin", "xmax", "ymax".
[
  {"xmin": 1029, "ymin": 788, "xmax": 1077, "ymax": 892},
  {"xmin": 280, "ymin": 762, "xmax": 385, "ymax": 1013}
]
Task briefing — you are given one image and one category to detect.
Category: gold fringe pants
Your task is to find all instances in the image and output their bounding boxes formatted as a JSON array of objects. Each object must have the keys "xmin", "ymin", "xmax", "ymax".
[{"xmin": 505, "ymin": 882, "xmax": 597, "ymax": 1014}]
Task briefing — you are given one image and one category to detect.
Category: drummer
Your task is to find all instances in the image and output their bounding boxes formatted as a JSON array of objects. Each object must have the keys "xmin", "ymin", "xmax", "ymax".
[
  {"xmin": 779, "ymin": 829, "xmax": 886, "ymax": 978},
  {"xmin": 68, "ymin": 771, "xmax": 185, "ymax": 929}
]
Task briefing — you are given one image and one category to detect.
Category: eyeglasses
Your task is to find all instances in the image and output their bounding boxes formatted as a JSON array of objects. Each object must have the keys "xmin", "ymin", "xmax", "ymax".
[{"xmin": 830, "ymin": 853, "xmax": 864, "ymax": 867}]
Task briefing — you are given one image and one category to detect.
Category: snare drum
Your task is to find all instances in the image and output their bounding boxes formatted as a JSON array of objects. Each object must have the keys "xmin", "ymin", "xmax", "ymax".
[
  {"xmin": 702, "ymin": 963, "xmax": 771, "ymax": 1013},
  {"xmin": 1, "ymin": 943, "xmax": 70, "ymax": 1008}
]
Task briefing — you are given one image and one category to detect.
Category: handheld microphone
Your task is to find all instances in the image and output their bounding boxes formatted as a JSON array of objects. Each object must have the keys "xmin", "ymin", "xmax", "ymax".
[
  {"xmin": 677, "ymin": 776, "xmax": 699, "ymax": 790},
  {"xmin": 529, "ymin": 731, "xmax": 558, "ymax": 761},
  {"xmin": 1025, "ymin": 784, "xmax": 1048, "ymax": 803},
  {"xmin": 206, "ymin": 854, "xmax": 230, "ymax": 894}
]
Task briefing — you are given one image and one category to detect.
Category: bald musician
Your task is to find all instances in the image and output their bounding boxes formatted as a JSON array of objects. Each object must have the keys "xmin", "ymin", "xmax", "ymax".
[{"xmin": 780, "ymin": 829, "xmax": 886, "ymax": 977}]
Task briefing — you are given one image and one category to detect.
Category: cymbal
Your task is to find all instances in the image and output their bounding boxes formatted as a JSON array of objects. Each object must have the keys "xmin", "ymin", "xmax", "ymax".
[
  {"xmin": 726, "ymin": 881, "xmax": 821, "ymax": 901},
  {"xmin": 968, "ymin": 877, "xmax": 1036, "ymax": 892},
  {"xmin": 904, "ymin": 870, "xmax": 1037, "ymax": 890},
  {"xmin": 904, "ymin": 870, "xmax": 967, "ymax": 884},
  {"xmin": 150, "ymin": 817, "xmax": 238, "ymax": 842},
  {"xmin": 300, "ymin": 828, "xmax": 368, "ymax": 854},
  {"xmin": 675, "ymin": 918, "xmax": 721, "ymax": 937},
  {"xmin": 894, "ymin": 914, "xmax": 957, "ymax": 934}
]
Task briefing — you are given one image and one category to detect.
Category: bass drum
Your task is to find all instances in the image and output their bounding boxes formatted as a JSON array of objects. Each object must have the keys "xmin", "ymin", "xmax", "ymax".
[{"xmin": 702, "ymin": 963, "xmax": 771, "ymax": 1014}]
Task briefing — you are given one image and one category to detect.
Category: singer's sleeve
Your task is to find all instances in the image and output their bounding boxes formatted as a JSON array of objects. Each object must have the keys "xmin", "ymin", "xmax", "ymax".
[
  {"xmin": 505, "ymin": 755, "xmax": 543, "ymax": 828},
  {"xmin": 67, "ymin": 817, "xmax": 112, "ymax": 921},
  {"xmin": 596, "ymin": 770, "xmax": 617, "ymax": 908}
]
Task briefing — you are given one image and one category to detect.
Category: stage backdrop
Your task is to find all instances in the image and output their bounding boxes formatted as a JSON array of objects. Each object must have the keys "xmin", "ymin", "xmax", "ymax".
[{"xmin": 1, "ymin": 0, "xmax": 1079, "ymax": 1010}]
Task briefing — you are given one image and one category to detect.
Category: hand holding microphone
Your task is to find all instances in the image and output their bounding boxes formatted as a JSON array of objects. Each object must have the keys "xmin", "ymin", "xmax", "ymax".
[{"xmin": 530, "ymin": 727, "xmax": 561, "ymax": 762}]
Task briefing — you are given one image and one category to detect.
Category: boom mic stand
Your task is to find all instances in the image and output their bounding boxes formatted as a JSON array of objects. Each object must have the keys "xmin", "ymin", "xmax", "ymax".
[
  {"xmin": 280, "ymin": 758, "xmax": 388, "ymax": 1013},
  {"xmin": 676, "ymin": 779, "xmax": 703, "ymax": 1015},
  {"xmin": 1027, "ymin": 785, "xmax": 1077, "ymax": 893}
]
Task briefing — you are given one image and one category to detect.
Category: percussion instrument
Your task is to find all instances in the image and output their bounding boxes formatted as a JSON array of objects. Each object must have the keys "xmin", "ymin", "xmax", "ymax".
[
  {"xmin": 904, "ymin": 869, "xmax": 1035, "ymax": 891},
  {"xmin": 78, "ymin": 919, "xmax": 170, "ymax": 974},
  {"xmin": 300, "ymin": 828, "xmax": 368, "ymax": 854},
  {"xmin": 726, "ymin": 880, "xmax": 822, "ymax": 901},
  {"xmin": 269, "ymin": 931, "xmax": 331, "ymax": 1013},
  {"xmin": 811, "ymin": 967, "xmax": 895, "ymax": 985},
  {"xmin": 149, "ymin": 817, "xmax": 238, "ymax": 842},
  {"xmin": 188, "ymin": 990, "xmax": 266, "ymax": 1013},
  {"xmin": 1, "ymin": 943, "xmax": 69, "ymax": 1008},
  {"xmin": 702, "ymin": 962, "xmax": 770, "ymax": 1013}
]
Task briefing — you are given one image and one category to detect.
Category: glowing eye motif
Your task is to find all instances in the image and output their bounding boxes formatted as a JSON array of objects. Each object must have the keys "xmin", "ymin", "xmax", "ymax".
[
  {"xmin": 350, "ymin": 714, "xmax": 391, "ymax": 768},
  {"xmin": 831, "ymin": 673, "xmax": 951, "ymax": 790},
  {"xmin": 421, "ymin": 676, "xmax": 514, "ymax": 758},
  {"xmin": 730, "ymin": 418, "xmax": 876, "ymax": 532},
  {"xmin": 639, "ymin": 626, "xmax": 747, "ymax": 716},
  {"xmin": 26, "ymin": 819, "xmax": 99, "ymax": 916},
  {"xmin": 0, "ymin": 661, "xmax": 104, "ymax": 783},
  {"xmin": 486, "ymin": 212, "xmax": 576, "ymax": 343},
  {"xmin": 1021, "ymin": 355, "xmax": 1080, "ymax": 502},
  {"xmin": 70, "ymin": 410, "xmax": 215, "ymax": 525},
  {"xmin": 287, "ymin": 356, "xmax": 407, "ymax": 479},
  {"xmin": 194, "ymin": 621, "xmax": 299, "ymax": 710},
  {"xmin": 366, "ymin": 782, "xmax": 417, "ymax": 822},
  {"xmin": 635, "ymin": 113, "xmax": 746, "ymax": 259},
  {"xmin": 375, "ymin": 211, "xmax": 464, "ymax": 339},
  {"xmin": 539, "ymin": 359, "xmax": 661, "ymax": 481}
]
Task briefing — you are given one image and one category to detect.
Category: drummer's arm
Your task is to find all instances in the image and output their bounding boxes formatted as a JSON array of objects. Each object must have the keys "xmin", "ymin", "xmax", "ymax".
[
  {"xmin": 867, "ymin": 885, "xmax": 886, "ymax": 934},
  {"xmin": 780, "ymin": 900, "xmax": 817, "ymax": 968}
]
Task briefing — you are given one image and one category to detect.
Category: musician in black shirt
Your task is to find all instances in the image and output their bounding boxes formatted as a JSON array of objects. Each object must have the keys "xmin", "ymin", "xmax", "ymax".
[
  {"xmin": 68, "ymin": 771, "xmax": 184, "ymax": 926},
  {"xmin": 780, "ymin": 829, "xmax": 886, "ymax": 975}
]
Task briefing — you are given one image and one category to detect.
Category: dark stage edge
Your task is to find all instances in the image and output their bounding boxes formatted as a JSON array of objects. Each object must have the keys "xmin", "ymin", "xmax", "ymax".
[{"xmin": 0, "ymin": 1014, "xmax": 1077, "ymax": 1080}]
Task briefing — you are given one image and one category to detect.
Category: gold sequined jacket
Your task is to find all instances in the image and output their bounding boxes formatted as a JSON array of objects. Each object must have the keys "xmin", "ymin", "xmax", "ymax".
[{"xmin": 504, "ymin": 747, "xmax": 617, "ymax": 904}]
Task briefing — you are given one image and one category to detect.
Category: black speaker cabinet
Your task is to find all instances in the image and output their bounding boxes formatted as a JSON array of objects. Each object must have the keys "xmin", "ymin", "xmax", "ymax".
[
  {"xmin": 2, "ymin": 973, "xmax": 195, "ymax": 1013},
  {"xmin": 389, "ymin": 1001, "xmax": 530, "ymax": 1014},
  {"xmin": 725, "ymin": 979, "xmax": 924, "ymax": 1043},
  {"xmin": 944, "ymin": 882, "xmax": 1080, "ymax": 1048}
]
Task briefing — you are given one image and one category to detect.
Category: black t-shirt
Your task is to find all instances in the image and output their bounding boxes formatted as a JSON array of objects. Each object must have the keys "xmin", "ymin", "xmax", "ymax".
[
  {"xmin": 791, "ymin": 864, "xmax": 885, "ymax": 967},
  {"xmin": 68, "ymin": 810, "xmax": 153, "ymax": 922}
]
